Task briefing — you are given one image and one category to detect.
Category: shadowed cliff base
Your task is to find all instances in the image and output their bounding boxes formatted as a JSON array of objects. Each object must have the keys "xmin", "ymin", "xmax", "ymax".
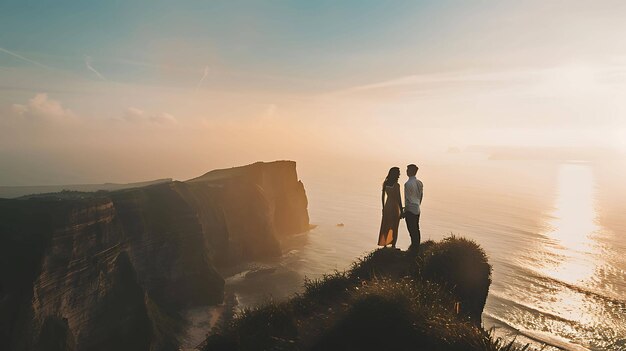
[{"xmin": 202, "ymin": 236, "xmax": 537, "ymax": 351}]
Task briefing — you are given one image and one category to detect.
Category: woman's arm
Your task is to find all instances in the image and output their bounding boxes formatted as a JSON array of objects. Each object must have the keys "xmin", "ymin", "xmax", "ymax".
[{"xmin": 382, "ymin": 188, "xmax": 386, "ymax": 212}]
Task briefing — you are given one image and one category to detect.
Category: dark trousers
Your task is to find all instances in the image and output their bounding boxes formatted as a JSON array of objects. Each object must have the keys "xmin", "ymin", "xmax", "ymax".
[{"xmin": 405, "ymin": 212, "xmax": 421, "ymax": 249}]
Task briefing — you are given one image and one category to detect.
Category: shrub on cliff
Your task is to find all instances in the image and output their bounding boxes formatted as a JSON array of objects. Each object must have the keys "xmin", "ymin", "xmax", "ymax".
[{"xmin": 421, "ymin": 236, "xmax": 492, "ymax": 323}]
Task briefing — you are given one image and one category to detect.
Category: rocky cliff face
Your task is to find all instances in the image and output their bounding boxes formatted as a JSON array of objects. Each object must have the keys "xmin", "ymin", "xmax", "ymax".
[
  {"xmin": 186, "ymin": 160, "xmax": 309, "ymax": 263},
  {"xmin": 0, "ymin": 161, "xmax": 309, "ymax": 351}
]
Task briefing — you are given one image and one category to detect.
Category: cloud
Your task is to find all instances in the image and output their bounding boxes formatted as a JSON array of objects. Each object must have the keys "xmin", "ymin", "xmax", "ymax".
[
  {"xmin": 85, "ymin": 56, "xmax": 106, "ymax": 80},
  {"xmin": 331, "ymin": 68, "xmax": 541, "ymax": 98},
  {"xmin": 332, "ymin": 63, "xmax": 626, "ymax": 101},
  {"xmin": 195, "ymin": 65, "xmax": 210, "ymax": 91},
  {"xmin": 10, "ymin": 93, "xmax": 77, "ymax": 123},
  {"xmin": 120, "ymin": 107, "xmax": 178, "ymax": 125},
  {"xmin": 0, "ymin": 47, "xmax": 51, "ymax": 70}
]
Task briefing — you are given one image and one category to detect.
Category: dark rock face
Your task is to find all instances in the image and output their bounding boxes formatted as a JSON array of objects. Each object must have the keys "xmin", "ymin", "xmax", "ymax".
[
  {"xmin": 70, "ymin": 252, "xmax": 151, "ymax": 351},
  {"xmin": 0, "ymin": 161, "xmax": 309, "ymax": 350},
  {"xmin": 35, "ymin": 316, "xmax": 75, "ymax": 351}
]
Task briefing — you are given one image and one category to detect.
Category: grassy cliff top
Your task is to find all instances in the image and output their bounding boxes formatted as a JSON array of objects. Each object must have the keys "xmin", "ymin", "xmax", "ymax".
[{"xmin": 202, "ymin": 236, "xmax": 536, "ymax": 351}]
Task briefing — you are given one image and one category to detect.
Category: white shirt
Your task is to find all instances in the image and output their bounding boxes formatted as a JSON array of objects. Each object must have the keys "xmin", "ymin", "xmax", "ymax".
[{"xmin": 404, "ymin": 176, "xmax": 423, "ymax": 215}]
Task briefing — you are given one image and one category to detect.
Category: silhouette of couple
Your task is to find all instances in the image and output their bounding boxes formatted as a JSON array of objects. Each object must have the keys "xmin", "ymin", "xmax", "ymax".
[{"xmin": 378, "ymin": 164, "xmax": 423, "ymax": 250}]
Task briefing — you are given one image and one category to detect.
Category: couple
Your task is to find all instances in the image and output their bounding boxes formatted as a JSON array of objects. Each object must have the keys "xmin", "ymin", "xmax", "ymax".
[{"xmin": 378, "ymin": 164, "xmax": 423, "ymax": 250}]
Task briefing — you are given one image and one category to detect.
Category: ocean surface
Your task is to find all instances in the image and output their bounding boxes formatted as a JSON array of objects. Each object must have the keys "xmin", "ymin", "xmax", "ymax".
[{"xmin": 184, "ymin": 158, "xmax": 626, "ymax": 351}]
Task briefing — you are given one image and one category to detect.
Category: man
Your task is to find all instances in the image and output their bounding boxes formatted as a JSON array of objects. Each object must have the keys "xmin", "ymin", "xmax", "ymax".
[{"xmin": 404, "ymin": 164, "xmax": 423, "ymax": 249}]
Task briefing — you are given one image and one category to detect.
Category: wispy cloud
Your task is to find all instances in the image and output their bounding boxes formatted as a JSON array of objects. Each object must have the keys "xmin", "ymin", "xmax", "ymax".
[
  {"xmin": 11, "ymin": 93, "xmax": 77, "ymax": 123},
  {"xmin": 195, "ymin": 65, "xmax": 210, "ymax": 91},
  {"xmin": 0, "ymin": 47, "xmax": 52, "ymax": 70},
  {"xmin": 118, "ymin": 107, "xmax": 178, "ymax": 125},
  {"xmin": 103, "ymin": 57, "xmax": 200, "ymax": 73},
  {"xmin": 332, "ymin": 69, "xmax": 540, "ymax": 96},
  {"xmin": 84, "ymin": 56, "xmax": 106, "ymax": 80},
  {"xmin": 327, "ymin": 63, "xmax": 626, "ymax": 102}
]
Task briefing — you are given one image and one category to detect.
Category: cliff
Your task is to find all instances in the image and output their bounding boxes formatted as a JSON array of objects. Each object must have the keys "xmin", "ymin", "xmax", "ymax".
[
  {"xmin": 202, "ymin": 236, "xmax": 511, "ymax": 351},
  {"xmin": 185, "ymin": 161, "xmax": 309, "ymax": 263},
  {"xmin": 0, "ymin": 161, "xmax": 309, "ymax": 351}
]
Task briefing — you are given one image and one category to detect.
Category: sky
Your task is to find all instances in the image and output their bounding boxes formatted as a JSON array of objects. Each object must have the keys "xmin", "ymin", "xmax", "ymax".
[{"xmin": 1, "ymin": 0, "xmax": 626, "ymax": 185}]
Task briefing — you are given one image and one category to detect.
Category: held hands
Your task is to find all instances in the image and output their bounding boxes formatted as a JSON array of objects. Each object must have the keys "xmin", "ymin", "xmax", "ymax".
[{"xmin": 381, "ymin": 207, "xmax": 406, "ymax": 218}]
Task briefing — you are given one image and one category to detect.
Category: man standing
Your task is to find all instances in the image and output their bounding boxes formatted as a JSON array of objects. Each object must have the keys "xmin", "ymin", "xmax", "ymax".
[{"xmin": 404, "ymin": 164, "xmax": 423, "ymax": 249}]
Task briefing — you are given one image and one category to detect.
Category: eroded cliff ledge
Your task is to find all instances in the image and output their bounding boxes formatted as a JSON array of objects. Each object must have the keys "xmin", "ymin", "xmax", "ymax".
[{"xmin": 0, "ymin": 161, "xmax": 309, "ymax": 351}]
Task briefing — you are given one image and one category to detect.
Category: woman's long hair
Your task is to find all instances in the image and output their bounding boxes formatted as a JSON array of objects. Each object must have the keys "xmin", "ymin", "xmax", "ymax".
[{"xmin": 383, "ymin": 167, "xmax": 400, "ymax": 189}]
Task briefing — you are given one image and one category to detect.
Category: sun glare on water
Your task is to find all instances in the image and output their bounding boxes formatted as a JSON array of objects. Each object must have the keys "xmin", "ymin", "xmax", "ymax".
[
  {"xmin": 537, "ymin": 163, "xmax": 602, "ymax": 323},
  {"xmin": 549, "ymin": 163, "xmax": 598, "ymax": 255}
]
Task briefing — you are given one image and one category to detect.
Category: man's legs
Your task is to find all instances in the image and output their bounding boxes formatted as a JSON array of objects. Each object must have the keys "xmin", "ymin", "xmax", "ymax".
[
  {"xmin": 415, "ymin": 213, "xmax": 421, "ymax": 247},
  {"xmin": 405, "ymin": 212, "xmax": 421, "ymax": 249}
]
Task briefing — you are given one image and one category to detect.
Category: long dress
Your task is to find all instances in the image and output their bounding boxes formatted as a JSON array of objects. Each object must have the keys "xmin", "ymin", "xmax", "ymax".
[{"xmin": 378, "ymin": 183, "xmax": 401, "ymax": 246}]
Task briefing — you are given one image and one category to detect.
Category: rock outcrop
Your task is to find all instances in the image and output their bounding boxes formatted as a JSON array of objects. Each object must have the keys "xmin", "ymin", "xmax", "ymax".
[{"xmin": 0, "ymin": 161, "xmax": 309, "ymax": 351}]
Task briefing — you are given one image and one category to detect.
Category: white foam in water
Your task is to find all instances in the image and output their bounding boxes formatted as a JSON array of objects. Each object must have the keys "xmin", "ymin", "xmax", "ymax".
[
  {"xmin": 483, "ymin": 312, "xmax": 591, "ymax": 351},
  {"xmin": 516, "ymin": 327, "xmax": 592, "ymax": 351}
]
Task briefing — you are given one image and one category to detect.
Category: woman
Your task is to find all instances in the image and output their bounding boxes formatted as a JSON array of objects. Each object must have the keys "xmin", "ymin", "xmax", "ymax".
[{"xmin": 378, "ymin": 167, "xmax": 403, "ymax": 248}]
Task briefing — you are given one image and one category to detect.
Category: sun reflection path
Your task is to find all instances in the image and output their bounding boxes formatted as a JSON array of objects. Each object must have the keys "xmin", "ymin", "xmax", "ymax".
[{"xmin": 542, "ymin": 163, "xmax": 600, "ymax": 285}]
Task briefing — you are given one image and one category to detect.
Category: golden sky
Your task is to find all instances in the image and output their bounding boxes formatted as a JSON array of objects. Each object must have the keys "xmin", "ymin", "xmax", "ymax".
[{"xmin": 1, "ymin": 1, "xmax": 625, "ymax": 184}]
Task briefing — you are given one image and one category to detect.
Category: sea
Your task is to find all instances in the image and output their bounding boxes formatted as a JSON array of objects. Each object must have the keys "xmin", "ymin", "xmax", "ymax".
[{"xmin": 183, "ymin": 157, "xmax": 626, "ymax": 351}]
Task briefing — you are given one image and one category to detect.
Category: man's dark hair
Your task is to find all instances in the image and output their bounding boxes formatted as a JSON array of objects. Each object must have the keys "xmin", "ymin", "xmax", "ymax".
[{"xmin": 407, "ymin": 164, "xmax": 418, "ymax": 176}]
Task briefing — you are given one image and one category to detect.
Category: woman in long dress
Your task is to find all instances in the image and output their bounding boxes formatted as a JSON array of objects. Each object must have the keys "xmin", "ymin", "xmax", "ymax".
[{"xmin": 378, "ymin": 167, "xmax": 403, "ymax": 248}]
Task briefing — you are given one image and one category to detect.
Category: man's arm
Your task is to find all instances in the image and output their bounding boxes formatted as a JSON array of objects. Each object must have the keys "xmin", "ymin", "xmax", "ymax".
[
  {"xmin": 419, "ymin": 182, "xmax": 423, "ymax": 204},
  {"xmin": 404, "ymin": 182, "xmax": 410, "ymax": 210}
]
